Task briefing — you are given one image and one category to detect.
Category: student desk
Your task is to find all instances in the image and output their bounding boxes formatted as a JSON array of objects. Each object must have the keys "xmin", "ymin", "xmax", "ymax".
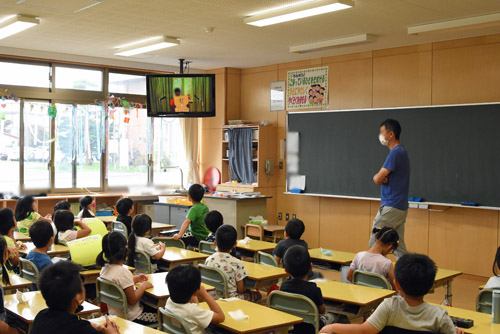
[
  {"xmin": 1, "ymin": 274, "xmax": 33, "ymax": 291},
  {"xmin": 80, "ymin": 265, "xmax": 136, "ymax": 285},
  {"xmin": 243, "ymin": 262, "xmax": 288, "ymax": 290},
  {"xmin": 236, "ymin": 239, "xmax": 276, "ymax": 258},
  {"xmin": 317, "ymin": 280, "xmax": 396, "ymax": 318},
  {"xmin": 90, "ymin": 316, "xmax": 163, "ymax": 334},
  {"xmin": 435, "ymin": 303, "xmax": 500, "ymax": 334},
  {"xmin": 263, "ymin": 225, "xmax": 285, "ymax": 243},
  {"xmin": 309, "ymin": 248, "xmax": 356, "ymax": 271},
  {"xmin": 4, "ymin": 291, "xmax": 100, "ymax": 333},
  {"xmin": 200, "ymin": 299, "xmax": 302, "ymax": 334},
  {"xmin": 160, "ymin": 247, "xmax": 208, "ymax": 269},
  {"xmin": 150, "ymin": 222, "xmax": 176, "ymax": 236},
  {"xmin": 96, "ymin": 215, "xmax": 117, "ymax": 223},
  {"xmin": 433, "ymin": 268, "xmax": 462, "ymax": 305},
  {"xmin": 19, "ymin": 242, "xmax": 69, "ymax": 258},
  {"xmin": 13, "ymin": 232, "xmax": 31, "ymax": 242}
]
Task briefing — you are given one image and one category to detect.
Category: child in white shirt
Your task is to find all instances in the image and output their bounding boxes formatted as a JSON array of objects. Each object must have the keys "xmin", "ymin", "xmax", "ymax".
[
  {"xmin": 77, "ymin": 196, "xmax": 95, "ymax": 219},
  {"xmin": 54, "ymin": 210, "xmax": 91, "ymax": 245},
  {"xmin": 484, "ymin": 246, "xmax": 500, "ymax": 290},
  {"xmin": 127, "ymin": 214, "xmax": 165, "ymax": 273}
]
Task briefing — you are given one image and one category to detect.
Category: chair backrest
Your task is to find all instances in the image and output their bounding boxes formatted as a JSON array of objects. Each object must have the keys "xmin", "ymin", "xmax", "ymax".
[
  {"xmin": 267, "ymin": 290, "xmax": 319, "ymax": 333},
  {"xmin": 198, "ymin": 264, "xmax": 228, "ymax": 298},
  {"xmin": 158, "ymin": 307, "xmax": 192, "ymax": 334},
  {"xmin": 476, "ymin": 289, "xmax": 493, "ymax": 314},
  {"xmin": 380, "ymin": 327, "xmax": 433, "ymax": 334},
  {"xmin": 97, "ymin": 277, "xmax": 128, "ymax": 316},
  {"xmin": 256, "ymin": 251, "xmax": 278, "ymax": 267},
  {"xmin": 152, "ymin": 237, "xmax": 185, "ymax": 249},
  {"xmin": 112, "ymin": 221, "xmax": 128, "ymax": 239},
  {"xmin": 352, "ymin": 270, "xmax": 392, "ymax": 290},
  {"xmin": 199, "ymin": 240, "xmax": 216, "ymax": 255},
  {"xmin": 19, "ymin": 257, "xmax": 39, "ymax": 284},
  {"xmin": 134, "ymin": 250, "xmax": 152, "ymax": 274},
  {"xmin": 245, "ymin": 224, "xmax": 264, "ymax": 240}
]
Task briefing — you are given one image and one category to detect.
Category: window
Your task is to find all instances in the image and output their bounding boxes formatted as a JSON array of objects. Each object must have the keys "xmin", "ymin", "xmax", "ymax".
[
  {"xmin": 0, "ymin": 100, "xmax": 21, "ymax": 193},
  {"xmin": 54, "ymin": 104, "xmax": 74, "ymax": 189},
  {"xmin": 109, "ymin": 73, "xmax": 146, "ymax": 95},
  {"xmin": 55, "ymin": 66, "xmax": 103, "ymax": 91},
  {"xmin": 0, "ymin": 61, "xmax": 50, "ymax": 88},
  {"xmin": 153, "ymin": 118, "xmax": 186, "ymax": 186}
]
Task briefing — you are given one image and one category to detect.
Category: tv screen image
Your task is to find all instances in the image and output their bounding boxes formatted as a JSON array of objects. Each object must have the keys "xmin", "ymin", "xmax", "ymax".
[{"xmin": 146, "ymin": 74, "xmax": 215, "ymax": 117}]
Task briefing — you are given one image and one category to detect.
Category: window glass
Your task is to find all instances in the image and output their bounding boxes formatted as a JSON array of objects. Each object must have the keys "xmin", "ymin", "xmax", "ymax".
[
  {"xmin": 54, "ymin": 104, "xmax": 74, "ymax": 188},
  {"xmin": 153, "ymin": 118, "xmax": 186, "ymax": 186},
  {"xmin": 109, "ymin": 73, "xmax": 146, "ymax": 95},
  {"xmin": 76, "ymin": 104, "xmax": 103, "ymax": 188},
  {"xmin": 55, "ymin": 67, "xmax": 102, "ymax": 91},
  {"xmin": 0, "ymin": 100, "xmax": 20, "ymax": 193},
  {"xmin": 0, "ymin": 61, "xmax": 50, "ymax": 88}
]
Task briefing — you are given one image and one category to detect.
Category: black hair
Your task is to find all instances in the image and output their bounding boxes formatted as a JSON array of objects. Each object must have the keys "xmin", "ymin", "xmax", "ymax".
[
  {"xmin": 116, "ymin": 198, "xmax": 133, "ymax": 216},
  {"xmin": 380, "ymin": 119, "xmax": 402, "ymax": 140},
  {"xmin": 53, "ymin": 201, "xmax": 71, "ymax": 218},
  {"xmin": 283, "ymin": 245, "xmax": 311, "ymax": 278},
  {"xmin": 493, "ymin": 246, "xmax": 500, "ymax": 276},
  {"xmin": 79, "ymin": 196, "xmax": 94, "ymax": 218},
  {"xmin": 188, "ymin": 184, "xmax": 205, "ymax": 203},
  {"xmin": 96, "ymin": 232, "xmax": 128, "ymax": 267},
  {"xmin": 0, "ymin": 237, "xmax": 10, "ymax": 285},
  {"xmin": 127, "ymin": 214, "xmax": 153, "ymax": 267},
  {"xmin": 395, "ymin": 253, "xmax": 437, "ymax": 297},
  {"xmin": 0, "ymin": 208, "xmax": 16, "ymax": 236},
  {"xmin": 53, "ymin": 210, "xmax": 75, "ymax": 245},
  {"xmin": 373, "ymin": 227, "xmax": 399, "ymax": 250},
  {"xmin": 39, "ymin": 261, "xmax": 83, "ymax": 312},
  {"xmin": 166, "ymin": 264, "xmax": 201, "ymax": 304},
  {"xmin": 215, "ymin": 224, "xmax": 237, "ymax": 252},
  {"xmin": 30, "ymin": 220, "xmax": 53, "ymax": 248},
  {"xmin": 174, "ymin": 88, "xmax": 181, "ymax": 93},
  {"xmin": 285, "ymin": 218, "xmax": 305, "ymax": 240},
  {"xmin": 205, "ymin": 210, "xmax": 223, "ymax": 234},
  {"xmin": 15, "ymin": 195, "xmax": 35, "ymax": 221}
]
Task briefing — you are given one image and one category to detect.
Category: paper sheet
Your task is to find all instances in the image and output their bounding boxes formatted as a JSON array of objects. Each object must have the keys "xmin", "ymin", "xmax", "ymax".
[
  {"xmin": 67, "ymin": 235, "xmax": 103, "ymax": 267},
  {"xmin": 289, "ymin": 175, "xmax": 306, "ymax": 190},
  {"xmin": 287, "ymin": 132, "xmax": 300, "ymax": 154},
  {"xmin": 79, "ymin": 218, "xmax": 109, "ymax": 237}
]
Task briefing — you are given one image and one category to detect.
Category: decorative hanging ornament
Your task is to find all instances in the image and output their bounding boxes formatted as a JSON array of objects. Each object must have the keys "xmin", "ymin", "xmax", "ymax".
[
  {"xmin": 0, "ymin": 111, "xmax": 6, "ymax": 120},
  {"xmin": 1, "ymin": 104, "xmax": 6, "ymax": 108},
  {"xmin": 48, "ymin": 104, "xmax": 57, "ymax": 118}
]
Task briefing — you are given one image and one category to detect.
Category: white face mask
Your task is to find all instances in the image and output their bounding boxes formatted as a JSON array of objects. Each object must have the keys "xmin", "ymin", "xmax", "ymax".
[{"xmin": 379, "ymin": 134, "xmax": 389, "ymax": 147}]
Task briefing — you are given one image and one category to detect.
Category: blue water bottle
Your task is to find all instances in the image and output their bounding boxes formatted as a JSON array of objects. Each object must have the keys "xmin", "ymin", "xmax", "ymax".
[{"xmin": 493, "ymin": 290, "xmax": 500, "ymax": 324}]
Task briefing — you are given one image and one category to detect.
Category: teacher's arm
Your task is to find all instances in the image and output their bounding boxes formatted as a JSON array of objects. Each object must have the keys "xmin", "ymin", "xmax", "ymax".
[{"xmin": 373, "ymin": 167, "xmax": 391, "ymax": 185}]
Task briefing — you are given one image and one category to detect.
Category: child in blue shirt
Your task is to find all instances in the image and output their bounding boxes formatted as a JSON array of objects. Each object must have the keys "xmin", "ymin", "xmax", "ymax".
[{"xmin": 26, "ymin": 221, "xmax": 54, "ymax": 273}]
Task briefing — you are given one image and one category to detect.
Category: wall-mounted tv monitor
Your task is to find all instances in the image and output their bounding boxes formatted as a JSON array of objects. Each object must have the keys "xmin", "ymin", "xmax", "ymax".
[{"xmin": 146, "ymin": 74, "xmax": 215, "ymax": 117}]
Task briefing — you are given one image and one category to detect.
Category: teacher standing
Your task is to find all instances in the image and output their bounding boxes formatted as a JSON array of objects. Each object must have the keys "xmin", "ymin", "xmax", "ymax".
[{"xmin": 370, "ymin": 119, "xmax": 410, "ymax": 259}]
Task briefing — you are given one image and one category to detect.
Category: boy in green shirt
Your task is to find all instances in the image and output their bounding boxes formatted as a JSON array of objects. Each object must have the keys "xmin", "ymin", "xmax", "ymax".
[{"xmin": 173, "ymin": 184, "xmax": 210, "ymax": 247}]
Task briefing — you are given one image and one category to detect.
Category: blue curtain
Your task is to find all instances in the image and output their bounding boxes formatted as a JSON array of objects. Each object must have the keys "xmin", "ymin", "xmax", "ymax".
[{"xmin": 228, "ymin": 128, "xmax": 254, "ymax": 184}]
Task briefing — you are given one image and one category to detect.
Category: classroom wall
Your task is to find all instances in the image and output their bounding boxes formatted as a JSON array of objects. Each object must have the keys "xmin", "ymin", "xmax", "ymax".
[{"xmin": 204, "ymin": 34, "xmax": 500, "ymax": 277}]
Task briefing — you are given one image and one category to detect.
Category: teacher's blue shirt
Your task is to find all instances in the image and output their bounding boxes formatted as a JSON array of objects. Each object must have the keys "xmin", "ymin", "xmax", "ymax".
[{"xmin": 381, "ymin": 145, "xmax": 410, "ymax": 211}]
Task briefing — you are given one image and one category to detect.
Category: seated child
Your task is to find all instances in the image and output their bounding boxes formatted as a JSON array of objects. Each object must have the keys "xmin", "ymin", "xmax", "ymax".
[
  {"xmin": 26, "ymin": 221, "xmax": 54, "ymax": 273},
  {"xmin": 321, "ymin": 254, "xmax": 462, "ymax": 334},
  {"xmin": 280, "ymin": 245, "xmax": 336, "ymax": 334},
  {"xmin": 173, "ymin": 184, "xmax": 210, "ymax": 248},
  {"xmin": 347, "ymin": 227, "xmax": 399, "ymax": 289},
  {"xmin": 204, "ymin": 210, "xmax": 223, "ymax": 243},
  {"xmin": 54, "ymin": 210, "xmax": 91, "ymax": 245},
  {"xmin": 31, "ymin": 261, "xmax": 120, "ymax": 334},
  {"xmin": 115, "ymin": 198, "xmax": 134, "ymax": 235},
  {"xmin": 273, "ymin": 218, "xmax": 308, "ymax": 264},
  {"xmin": 205, "ymin": 225, "xmax": 262, "ymax": 302},
  {"xmin": 484, "ymin": 246, "xmax": 500, "ymax": 289},
  {"xmin": 77, "ymin": 196, "xmax": 95, "ymax": 219},
  {"xmin": 0, "ymin": 208, "xmax": 21, "ymax": 269},
  {"xmin": 15, "ymin": 195, "xmax": 51, "ymax": 234},
  {"xmin": 51, "ymin": 201, "xmax": 71, "ymax": 236},
  {"xmin": 98, "ymin": 232, "xmax": 156, "ymax": 325},
  {"xmin": 127, "ymin": 214, "xmax": 166, "ymax": 272},
  {"xmin": 165, "ymin": 265, "xmax": 225, "ymax": 334},
  {"xmin": 0, "ymin": 237, "xmax": 21, "ymax": 334}
]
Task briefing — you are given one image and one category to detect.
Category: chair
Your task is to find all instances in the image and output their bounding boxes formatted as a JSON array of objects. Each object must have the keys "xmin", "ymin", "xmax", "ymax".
[
  {"xmin": 152, "ymin": 237, "xmax": 185, "ymax": 249},
  {"xmin": 134, "ymin": 250, "xmax": 152, "ymax": 274},
  {"xmin": 19, "ymin": 258, "xmax": 39, "ymax": 285},
  {"xmin": 112, "ymin": 221, "xmax": 128, "ymax": 239},
  {"xmin": 199, "ymin": 240, "xmax": 216, "ymax": 255},
  {"xmin": 96, "ymin": 277, "xmax": 128, "ymax": 317},
  {"xmin": 158, "ymin": 307, "xmax": 192, "ymax": 334},
  {"xmin": 245, "ymin": 224, "xmax": 264, "ymax": 240},
  {"xmin": 352, "ymin": 270, "xmax": 392, "ymax": 290},
  {"xmin": 256, "ymin": 251, "xmax": 278, "ymax": 267},
  {"xmin": 267, "ymin": 290, "xmax": 319, "ymax": 333},
  {"xmin": 476, "ymin": 289, "xmax": 493, "ymax": 314},
  {"xmin": 198, "ymin": 264, "xmax": 229, "ymax": 298}
]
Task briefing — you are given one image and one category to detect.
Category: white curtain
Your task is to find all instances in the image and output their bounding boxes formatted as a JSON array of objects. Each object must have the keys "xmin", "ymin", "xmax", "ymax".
[{"xmin": 179, "ymin": 118, "xmax": 200, "ymax": 185}]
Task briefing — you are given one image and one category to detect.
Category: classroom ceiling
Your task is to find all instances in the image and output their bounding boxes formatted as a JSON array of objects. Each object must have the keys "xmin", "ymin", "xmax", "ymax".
[{"xmin": 1, "ymin": 0, "xmax": 500, "ymax": 70}]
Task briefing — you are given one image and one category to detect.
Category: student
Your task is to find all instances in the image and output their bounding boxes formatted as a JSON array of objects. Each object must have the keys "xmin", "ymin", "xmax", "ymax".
[
  {"xmin": 30, "ymin": 261, "xmax": 120, "ymax": 334},
  {"xmin": 273, "ymin": 218, "xmax": 308, "ymax": 264},
  {"xmin": 484, "ymin": 246, "xmax": 500, "ymax": 289},
  {"xmin": 165, "ymin": 265, "xmax": 225, "ymax": 334},
  {"xmin": 115, "ymin": 198, "xmax": 134, "ymax": 235},
  {"xmin": 204, "ymin": 210, "xmax": 223, "ymax": 243},
  {"xmin": 97, "ymin": 232, "xmax": 156, "ymax": 325},
  {"xmin": 280, "ymin": 245, "xmax": 336, "ymax": 334},
  {"xmin": 205, "ymin": 225, "xmax": 261, "ymax": 302},
  {"xmin": 54, "ymin": 210, "xmax": 91, "ymax": 245},
  {"xmin": 26, "ymin": 221, "xmax": 53, "ymax": 273},
  {"xmin": 15, "ymin": 195, "xmax": 51, "ymax": 234},
  {"xmin": 78, "ymin": 196, "xmax": 95, "ymax": 219},
  {"xmin": 0, "ymin": 208, "xmax": 21, "ymax": 268},
  {"xmin": 0, "ymin": 237, "xmax": 20, "ymax": 334},
  {"xmin": 321, "ymin": 254, "xmax": 463, "ymax": 334},
  {"xmin": 127, "ymin": 214, "xmax": 165, "ymax": 272},
  {"xmin": 51, "ymin": 201, "xmax": 71, "ymax": 235},
  {"xmin": 347, "ymin": 227, "xmax": 399, "ymax": 289},
  {"xmin": 173, "ymin": 184, "xmax": 210, "ymax": 247}
]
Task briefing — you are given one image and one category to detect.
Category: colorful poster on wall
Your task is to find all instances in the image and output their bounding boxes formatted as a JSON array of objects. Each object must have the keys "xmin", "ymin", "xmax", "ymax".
[{"xmin": 287, "ymin": 66, "xmax": 328, "ymax": 109}]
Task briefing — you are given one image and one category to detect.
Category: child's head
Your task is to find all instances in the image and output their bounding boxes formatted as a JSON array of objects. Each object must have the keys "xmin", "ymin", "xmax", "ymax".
[
  {"xmin": 205, "ymin": 210, "xmax": 223, "ymax": 234},
  {"xmin": 116, "ymin": 198, "xmax": 134, "ymax": 216},
  {"xmin": 54, "ymin": 200, "xmax": 71, "ymax": 213},
  {"xmin": 127, "ymin": 214, "xmax": 152, "ymax": 267},
  {"xmin": 54, "ymin": 210, "xmax": 76, "ymax": 244},
  {"xmin": 0, "ymin": 208, "xmax": 16, "ymax": 236},
  {"xmin": 79, "ymin": 196, "xmax": 94, "ymax": 218},
  {"xmin": 39, "ymin": 261, "xmax": 85, "ymax": 313},
  {"xmin": 373, "ymin": 227, "xmax": 399, "ymax": 255},
  {"xmin": 15, "ymin": 195, "xmax": 35, "ymax": 221},
  {"xmin": 30, "ymin": 220, "xmax": 54, "ymax": 249},
  {"xmin": 285, "ymin": 218, "xmax": 305, "ymax": 240},
  {"xmin": 166, "ymin": 264, "xmax": 201, "ymax": 304},
  {"xmin": 215, "ymin": 224, "xmax": 237, "ymax": 252},
  {"xmin": 188, "ymin": 184, "xmax": 205, "ymax": 203},
  {"xmin": 395, "ymin": 253, "xmax": 437, "ymax": 298},
  {"xmin": 0, "ymin": 237, "xmax": 10, "ymax": 285},
  {"xmin": 283, "ymin": 245, "xmax": 311, "ymax": 279},
  {"xmin": 493, "ymin": 246, "xmax": 500, "ymax": 276},
  {"xmin": 96, "ymin": 232, "xmax": 128, "ymax": 266}
]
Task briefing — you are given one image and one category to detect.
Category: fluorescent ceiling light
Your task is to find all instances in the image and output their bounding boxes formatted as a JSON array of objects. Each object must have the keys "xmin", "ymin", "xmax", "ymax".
[
  {"xmin": 290, "ymin": 33, "xmax": 375, "ymax": 53},
  {"xmin": 0, "ymin": 14, "xmax": 39, "ymax": 40},
  {"xmin": 408, "ymin": 12, "xmax": 500, "ymax": 35},
  {"xmin": 115, "ymin": 36, "xmax": 180, "ymax": 56},
  {"xmin": 245, "ymin": 0, "xmax": 354, "ymax": 27}
]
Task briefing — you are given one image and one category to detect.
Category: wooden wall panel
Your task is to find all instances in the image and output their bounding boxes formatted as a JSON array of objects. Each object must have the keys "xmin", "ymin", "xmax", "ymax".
[
  {"xmin": 200, "ymin": 128, "xmax": 222, "ymax": 179},
  {"xmin": 240, "ymin": 70, "xmax": 278, "ymax": 126},
  {"xmin": 227, "ymin": 70, "xmax": 241, "ymax": 121},
  {"xmin": 203, "ymin": 70, "xmax": 226, "ymax": 129}
]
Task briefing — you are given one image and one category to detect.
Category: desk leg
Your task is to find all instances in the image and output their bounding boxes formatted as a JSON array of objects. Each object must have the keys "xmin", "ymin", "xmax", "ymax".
[{"xmin": 445, "ymin": 280, "xmax": 453, "ymax": 305}]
